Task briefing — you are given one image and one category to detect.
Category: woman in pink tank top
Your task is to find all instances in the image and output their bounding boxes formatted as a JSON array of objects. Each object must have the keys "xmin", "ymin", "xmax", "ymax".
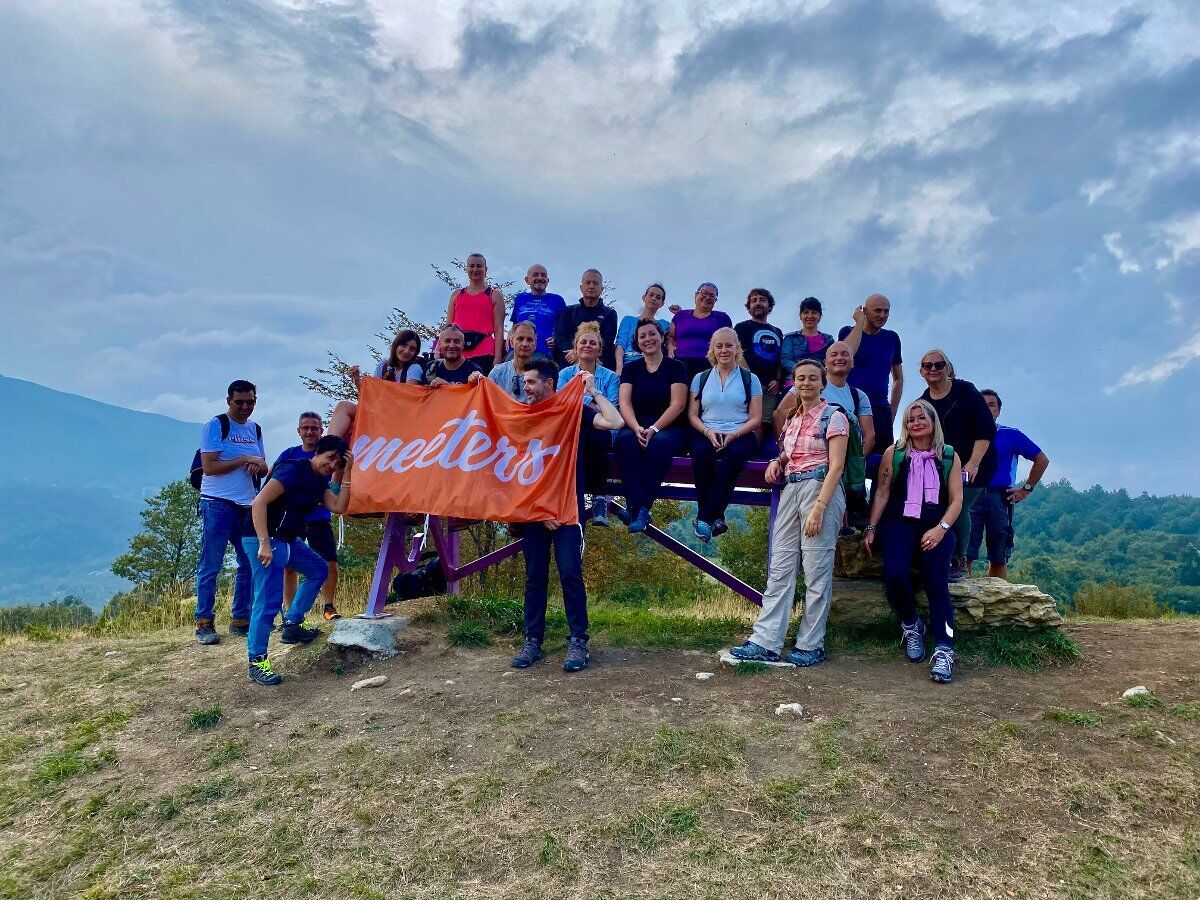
[{"xmin": 446, "ymin": 252, "xmax": 506, "ymax": 375}]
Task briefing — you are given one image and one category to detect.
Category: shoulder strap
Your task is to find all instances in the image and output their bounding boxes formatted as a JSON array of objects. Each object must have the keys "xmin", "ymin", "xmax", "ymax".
[
  {"xmin": 739, "ymin": 366, "xmax": 751, "ymax": 400},
  {"xmin": 850, "ymin": 386, "xmax": 863, "ymax": 418},
  {"xmin": 893, "ymin": 446, "xmax": 906, "ymax": 473},
  {"xmin": 940, "ymin": 445, "xmax": 955, "ymax": 484},
  {"xmin": 696, "ymin": 369, "xmax": 712, "ymax": 419},
  {"xmin": 217, "ymin": 413, "xmax": 231, "ymax": 441}
]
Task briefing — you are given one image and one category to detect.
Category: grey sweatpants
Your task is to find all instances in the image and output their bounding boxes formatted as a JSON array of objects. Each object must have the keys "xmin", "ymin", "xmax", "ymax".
[{"xmin": 749, "ymin": 477, "xmax": 846, "ymax": 653}]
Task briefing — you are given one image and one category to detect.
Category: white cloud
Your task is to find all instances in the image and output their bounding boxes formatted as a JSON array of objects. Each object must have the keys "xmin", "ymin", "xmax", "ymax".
[
  {"xmin": 1103, "ymin": 231, "xmax": 1141, "ymax": 273},
  {"xmin": 1160, "ymin": 211, "xmax": 1200, "ymax": 264},
  {"xmin": 1081, "ymin": 179, "xmax": 1114, "ymax": 205},
  {"xmin": 1106, "ymin": 330, "xmax": 1200, "ymax": 393}
]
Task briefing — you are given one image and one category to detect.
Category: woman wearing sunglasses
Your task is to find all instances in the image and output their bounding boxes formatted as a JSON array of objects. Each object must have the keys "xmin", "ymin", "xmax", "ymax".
[{"xmin": 917, "ymin": 349, "xmax": 996, "ymax": 583}]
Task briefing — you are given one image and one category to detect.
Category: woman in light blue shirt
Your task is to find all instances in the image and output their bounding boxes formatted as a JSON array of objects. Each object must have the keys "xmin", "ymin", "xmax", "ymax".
[
  {"xmin": 614, "ymin": 283, "xmax": 670, "ymax": 375},
  {"xmin": 558, "ymin": 321, "xmax": 620, "ymax": 525},
  {"xmin": 686, "ymin": 327, "xmax": 762, "ymax": 542}
]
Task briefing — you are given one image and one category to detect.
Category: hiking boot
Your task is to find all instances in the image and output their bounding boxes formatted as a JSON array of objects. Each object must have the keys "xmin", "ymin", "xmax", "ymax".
[
  {"xmin": 613, "ymin": 504, "xmax": 632, "ymax": 526},
  {"xmin": 590, "ymin": 497, "xmax": 610, "ymax": 527},
  {"xmin": 280, "ymin": 621, "xmax": 321, "ymax": 645},
  {"xmin": 930, "ymin": 646, "xmax": 956, "ymax": 684},
  {"xmin": 322, "ymin": 604, "xmax": 342, "ymax": 621},
  {"xmin": 562, "ymin": 637, "xmax": 590, "ymax": 673},
  {"xmin": 728, "ymin": 641, "xmax": 780, "ymax": 663},
  {"xmin": 195, "ymin": 619, "xmax": 220, "ymax": 645},
  {"xmin": 693, "ymin": 519, "xmax": 713, "ymax": 543},
  {"xmin": 712, "ymin": 518, "xmax": 728, "ymax": 537},
  {"xmin": 948, "ymin": 555, "xmax": 968, "ymax": 583},
  {"xmin": 786, "ymin": 647, "xmax": 827, "ymax": 667},
  {"xmin": 900, "ymin": 619, "xmax": 926, "ymax": 662},
  {"xmin": 248, "ymin": 654, "xmax": 281, "ymax": 686},
  {"xmin": 228, "ymin": 618, "xmax": 249, "ymax": 637},
  {"xmin": 511, "ymin": 638, "xmax": 544, "ymax": 669},
  {"xmin": 628, "ymin": 508, "xmax": 652, "ymax": 534}
]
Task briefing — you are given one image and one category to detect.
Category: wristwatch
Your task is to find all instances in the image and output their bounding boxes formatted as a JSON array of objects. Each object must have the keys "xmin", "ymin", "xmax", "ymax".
[
  {"xmin": 1020, "ymin": 482, "xmax": 1034, "ymax": 492},
  {"xmin": 937, "ymin": 521, "xmax": 951, "ymax": 531}
]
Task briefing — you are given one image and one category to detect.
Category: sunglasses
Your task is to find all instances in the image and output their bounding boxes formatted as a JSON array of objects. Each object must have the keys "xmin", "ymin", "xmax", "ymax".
[
  {"xmin": 230, "ymin": 398, "xmax": 257, "ymax": 406},
  {"xmin": 920, "ymin": 360, "xmax": 947, "ymax": 371}
]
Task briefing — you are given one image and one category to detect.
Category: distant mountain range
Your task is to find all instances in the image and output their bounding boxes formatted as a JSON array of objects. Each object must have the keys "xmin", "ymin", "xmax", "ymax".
[{"xmin": 0, "ymin": 374, "xmax": 200, "ymax": 608}]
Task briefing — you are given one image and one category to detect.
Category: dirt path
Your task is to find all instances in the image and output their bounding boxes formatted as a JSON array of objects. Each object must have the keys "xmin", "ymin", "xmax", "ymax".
[{"xmin": 1, "ymin": 620, "xmax": 1198, "ymax": 899}]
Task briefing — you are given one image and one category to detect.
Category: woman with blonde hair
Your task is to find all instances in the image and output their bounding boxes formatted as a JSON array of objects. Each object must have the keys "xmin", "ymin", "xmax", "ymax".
[
  {"xmin": 863, "ymin": 398, "xmax": 964, "ymax": 684},
  {"xmin": 687, "ymin": 327, "xmax": 762, "ymax": 541},
  {"xmin": 558, "ymin": 321, "xmax": 620, "ymax": 525},
  {"xmin": 917, "ymin": 348, "xmax": 996, "ymax": 582}
]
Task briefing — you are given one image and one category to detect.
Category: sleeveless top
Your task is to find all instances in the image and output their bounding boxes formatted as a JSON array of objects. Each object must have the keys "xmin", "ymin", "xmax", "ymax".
[
  {"xmin": 672, "ymin": 309, "xmax": 732, "ymax": 360},
  {"xmin": 882, "ymin": 447, "xmax": 954, "ymax": 526},
  {"xmin": 451, "ymin": 287, "xmax": 496, "ymax": 359}
]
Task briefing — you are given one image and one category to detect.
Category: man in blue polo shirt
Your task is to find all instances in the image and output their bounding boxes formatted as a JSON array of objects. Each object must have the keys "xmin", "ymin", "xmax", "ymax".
[
  {"xmin": 968, "ymin": 389, "xmax": 1050, "ymax": 580},
  {"xmin": 272, "ymin": 411, "xmax": 345, "ymax": 621},
  {"xmin": 510, "ymin": 264, "xmax": 566, "ymax": 359},
  {"xmin": 838, "ymin": 294, "xmax": 903, "ymax": 473},
  {"xmin": 195, "ymin": 379, "xmax": 267, "ymax": 645}
]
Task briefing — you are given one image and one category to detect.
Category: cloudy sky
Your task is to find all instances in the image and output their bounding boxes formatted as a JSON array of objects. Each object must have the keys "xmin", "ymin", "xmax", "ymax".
[{"xmin": 2, "ymin": 0, "xmax": 1198, "ymax": 495}]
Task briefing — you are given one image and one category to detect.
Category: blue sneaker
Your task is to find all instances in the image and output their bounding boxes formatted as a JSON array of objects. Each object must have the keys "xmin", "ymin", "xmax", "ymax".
[
  {"xmin": 628, "ymin": 508, "xmax": 652, "ymax": 534},
  {"xmin": 562, "ymin": 637, "xmax": 590, "ymax": 672},
  {"xmin": 590, "ymin": 497, "xmax": 609, "ymax": 527},
  {"xmin": 786, "ymin": 647, "xmax": 827, "ymax": 667},
  {"xmin": 728, "ymin": 641, "xmax": 780, "ymax": 663},
  {"xmin": 248, "ymin": 655, "xmax": 281, "ymax": 686},
  {"xmin": 712, "ymin": 518, "xmax": 729, "ymax": 537},
  {"xmin": 930, "ymin": 646, "xmax": 955, "ymax": 683},
  {"xmin": 900, "ymin": 619, "xmax": 926, "ymax": 662},
  {"xmin": 510, "ymin": 638, "xmax": 544, "ymax": 669},
  {"xmin": 613, "ymin": 504, "xmax": 632, "ymax": 525},
  {"xmin": 693, "ymin": 520, "xmax": 713, "ymax": 543}
]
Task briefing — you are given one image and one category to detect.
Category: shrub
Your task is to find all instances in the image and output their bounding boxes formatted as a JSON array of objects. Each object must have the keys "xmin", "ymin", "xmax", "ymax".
[{"xmin": 1072, "ymin": 581, "xmax": 1171, "ymax": 619}]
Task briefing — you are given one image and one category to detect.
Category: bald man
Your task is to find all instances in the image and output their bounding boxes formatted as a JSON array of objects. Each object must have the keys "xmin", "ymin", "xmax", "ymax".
[
  {"xmin": 510, "ymin": 264, "xmax": 566, "ymax": 358},
  {"xmin": 838, "ymin": 294, "xmax": 903, "ymax": 464}
]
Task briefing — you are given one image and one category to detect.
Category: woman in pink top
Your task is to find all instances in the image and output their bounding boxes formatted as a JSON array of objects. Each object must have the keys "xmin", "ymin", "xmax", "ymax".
[
  {"xmin": 728, "ymin": 359, "xmax": 847, "ymax": 668},
  {"xmin": 446, "ymin": 252, "xmax": 506, "ymax": 375}
]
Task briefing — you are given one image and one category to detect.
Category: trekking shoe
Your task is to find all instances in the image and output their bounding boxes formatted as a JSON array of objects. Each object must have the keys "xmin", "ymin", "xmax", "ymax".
[
  {"xmin": 712, "ymin": 518, "xmax": 728, "ymax": 537},
  {"xmin": 590, "ymin": 497, "xmax": 610, "ymax": 527},
  {"xmin": 280, "ymin": 621, "xmax": 321, "ymax": 644},
  {"xmin": 948, "ymin": 556, "xmax": 968, "ymax": 583},
  {"xmin": 613, "ymin": 504, "xmax": 632, "ymax": 526},
  {"xmin": 728, "ymin": 641, "xmax": 780, "ymax": 663},
  {"xmin": 628, "ymin": 508, "xmax": 652, "ymax": 534},
  {"xmin": 693, "ymin": 519, "xmax": 713, "ymax": 543},
  {"xmin": 510, "ymin": 639, "xmax": 544, "ymax": 669},
  {"xmin": 900, "ymin": 619, "xmax": 926, "ymax": 662},
  {"xmin": 562, "ymin": 638, "xmax": 590, "ymax": 673},
  {"xmin": 322, "ymin": 604, "xmax": 342, "ymax": 621},
  {"xmin": 195, "ymin": 619, "xmax": 220, "ymax": 645},
  {"xmin": 930, "ymin": 646, "xmax": 956, "ymax": 684},
  {"xmin": 228, "ymin": 618, "xmax": 249, "ymax": 637},
  {"xmin": 248, "ymin": 655, "xmax": 281, "ymax": 686},
  {"xmin": 786, "ymin": 647, "xmax": 827, "ymax": 667}
]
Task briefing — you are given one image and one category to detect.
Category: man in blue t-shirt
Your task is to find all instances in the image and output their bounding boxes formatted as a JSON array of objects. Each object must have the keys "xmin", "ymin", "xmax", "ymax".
[
  {"xmin": 272, "ymin": 412, "xmax": 345, "ymax": 622},
  {"xmin": 195, "ymin": 379, "xmax": 267, "ymax": 646},
  {"xmin": 838, "ymin": 294, "xmax": 903, "ymax": 472},
  {"xmin": 509, "ymin": 264, "xmax": 566, "ymax": 358},
  {"xmin": 968, "ymin": 390, "xmax": 1050, "ymax": 580}
]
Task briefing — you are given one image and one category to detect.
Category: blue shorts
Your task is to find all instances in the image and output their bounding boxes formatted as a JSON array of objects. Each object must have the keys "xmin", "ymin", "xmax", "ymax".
[
  {"xmin": 967, "ymin": 488, "xmax": 1013, "ymax": 564},
  {"xmin": 304, "ymin": 519, "xmax": 339, "ymax": 563}
]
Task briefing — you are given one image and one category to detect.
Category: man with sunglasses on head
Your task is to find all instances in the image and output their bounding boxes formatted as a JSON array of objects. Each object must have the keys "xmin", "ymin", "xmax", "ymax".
[
  {"xmin": 195, "ymin": 379, "xmax": 267, "ymax": 645},
  {"xmin": 272, "ymin": 412, "xmax": 345, "ymax": 621}
]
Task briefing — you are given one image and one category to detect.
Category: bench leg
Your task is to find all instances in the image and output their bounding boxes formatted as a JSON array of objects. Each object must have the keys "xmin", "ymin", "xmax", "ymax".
[{"xmin": 363, "ymin": 513, "xmax": 410, "ymax": 618}]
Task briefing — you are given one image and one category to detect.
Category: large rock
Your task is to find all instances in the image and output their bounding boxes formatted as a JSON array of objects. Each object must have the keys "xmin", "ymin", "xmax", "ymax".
[
  {"xmin": 826, "ymin": 577, "xmax": 1062, "ymax": 630},
  {"xmin": 834, "ymin": 534, "xmax": 884, "ymax": 579},
  {"xmin": 327, "ymin": 616, "xmax": 411, "ymax": 660}
]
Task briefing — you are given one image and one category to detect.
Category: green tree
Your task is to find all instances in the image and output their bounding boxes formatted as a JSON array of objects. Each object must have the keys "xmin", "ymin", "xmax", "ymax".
[{"xmin": 111, "ymin": 480, "xmax": 203, "ymax": 590}]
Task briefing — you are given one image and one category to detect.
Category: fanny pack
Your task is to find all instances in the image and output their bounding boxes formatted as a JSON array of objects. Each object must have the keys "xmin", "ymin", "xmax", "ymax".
[{"xmin": 462, "ymin": 330, "xmax": 487, "ymax": 352}]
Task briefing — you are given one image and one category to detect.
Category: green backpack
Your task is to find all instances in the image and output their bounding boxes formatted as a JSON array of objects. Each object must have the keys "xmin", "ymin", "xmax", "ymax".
[
  {"xmin": 892, "ymin": 444, "xmax": 956, "ymax": 492},
  {"xmin": 818, "ymin": 400, "xmax": 866, "ymax": 496}
]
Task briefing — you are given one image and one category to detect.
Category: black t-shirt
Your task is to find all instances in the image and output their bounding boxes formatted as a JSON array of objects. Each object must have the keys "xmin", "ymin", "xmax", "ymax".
[
  {"xmin": 922, "ymin": 378, "xmax": 998, "ymax": 485},
  {"xmin": 619, "ymin": 357, "xmax": 689, "ymax": 428},
  {"xmin": 425, "ymin": 358, "xmax": 482, "ymax": 384},
  {"xmin": 245, "ymin": 459, "xmax": 330, "ymax": 542},
  {"xmin": 734, "ymin": 320, "xmax": 783, "ymax": 387}
]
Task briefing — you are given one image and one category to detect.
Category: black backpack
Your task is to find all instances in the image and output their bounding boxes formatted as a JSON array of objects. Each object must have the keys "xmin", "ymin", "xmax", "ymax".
[
  {"xmin": 189, "ymin": 414, "xmax": 263, "ymax": 491},
  {"xmin": 695, "ymin": 367, "xmax": 753, "ymax": 421},
  {"xmin": 390, "ymin": 555, "xmax": 448, "ymax": 602}
]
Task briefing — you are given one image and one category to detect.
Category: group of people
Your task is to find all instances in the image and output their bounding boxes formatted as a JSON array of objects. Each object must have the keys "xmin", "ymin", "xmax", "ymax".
[{"xmin": 193, "ymin": 255, "xmax": 1049, "ymax": 687}]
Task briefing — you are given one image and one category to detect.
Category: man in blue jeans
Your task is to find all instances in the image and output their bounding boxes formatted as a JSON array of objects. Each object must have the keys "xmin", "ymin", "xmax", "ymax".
[
  {"xmin": 968, "ymin": 389, "xmax": 1050, "ymax": 579},
  {"xmin": 510, "ymin": 359, "xmax": 622, "ymax": 673},
  {"xmin": 194, "ymin": 379, "xmax": 267, "ymax": 645}
]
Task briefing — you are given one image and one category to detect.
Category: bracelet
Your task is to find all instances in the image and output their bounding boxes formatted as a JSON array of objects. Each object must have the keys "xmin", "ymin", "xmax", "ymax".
[{"xmin": 864, "ymin": 524, "xmax": 877, "ymax": 532}]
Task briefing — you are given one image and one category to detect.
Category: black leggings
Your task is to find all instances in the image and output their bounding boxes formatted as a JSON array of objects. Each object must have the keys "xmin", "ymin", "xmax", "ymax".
[{"xmin": 880, "ymin": 518, "xmax": 956, "ymax": 647}]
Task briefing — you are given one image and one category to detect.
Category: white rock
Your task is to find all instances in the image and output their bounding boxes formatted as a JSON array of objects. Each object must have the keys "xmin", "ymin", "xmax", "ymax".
[
  {"xmin": 351, "ymin": 675, "xmax": 389, "ymax": 692},
  {"xmin": 104, "ymin": 651, "xmax": 120, "ymax": 658},
  {"xmin": 1123, "ymin": 686, "xmax": 1151, "ymax": 699},
  {"xmin": 398, "ymin": 688, "xmax": 414, "ymax": 697},
  {"xmin": 695, "ymin": 672, "xmax": 715, "ymax": 681},
  {"xmin": 774, "ymin": 703, "xmax": 805, "ymax": 717},
  {"xmin": 445, "ymin": 679, "xmax": 456, "ymax": 685},
  {"xmin": 671, "ymin": 697, "xmax": 683, "ymax": 702},
  {"xmin": 328, "ymin": 616, "xmax": 411, "ymax": 660}
]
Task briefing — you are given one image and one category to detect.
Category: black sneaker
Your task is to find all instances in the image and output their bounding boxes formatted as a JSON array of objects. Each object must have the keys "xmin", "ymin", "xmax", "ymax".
[
  {"xmin": 711, "ymin": 518, "xmax": 729, "ymax": 537},
  {"xmin": 562, "ymin": 637, "xmax": 590, "ymax": 673},
  {"xmin": 280, "ymin": 621, "xmax": 321, "ymax": 644},
  {"xmin": 248, "ymin": 655, "xmax": 281, "ymax": 686},
  {"xmin": 948, "ymin": 556, "xmax": 968, "ymax": 583},
  {"xmin": 510, "ymin": 639, "xmax": 544, "ymax": 669},
  {"xmin": 228, "ymin": 618, "xmax": 249, "ymax": 637},
  {"xmin": 195, "ymin": 619, "xmax": 220, "ymax": 645}
]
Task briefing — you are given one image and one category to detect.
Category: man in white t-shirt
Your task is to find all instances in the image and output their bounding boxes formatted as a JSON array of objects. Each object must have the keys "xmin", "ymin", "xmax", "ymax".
[{"xmin": 195, "ymin": 379, "xmax": 267, "ymax": 645}]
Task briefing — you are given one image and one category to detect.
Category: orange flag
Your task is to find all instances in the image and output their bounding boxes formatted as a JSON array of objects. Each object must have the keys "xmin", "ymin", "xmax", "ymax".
[{"xmin": 346, "ymin": 374, "xmax": 586, "ymax": 524}]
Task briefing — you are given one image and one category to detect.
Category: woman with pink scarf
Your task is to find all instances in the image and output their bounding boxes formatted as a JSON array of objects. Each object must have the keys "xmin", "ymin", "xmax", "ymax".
[{"xmin": 863, "ymin": 399, "xmax": 963, "ymax": 684}]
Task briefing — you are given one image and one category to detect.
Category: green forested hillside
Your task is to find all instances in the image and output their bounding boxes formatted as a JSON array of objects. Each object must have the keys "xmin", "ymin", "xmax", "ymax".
[{"xmin": 995, "ymin": 481, "xmax": 1200, "ymax": 613}]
